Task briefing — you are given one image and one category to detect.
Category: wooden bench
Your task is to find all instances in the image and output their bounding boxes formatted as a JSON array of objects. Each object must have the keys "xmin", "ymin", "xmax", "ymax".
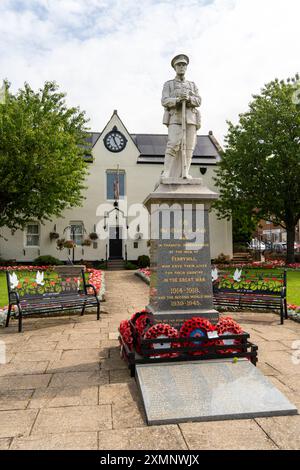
[
  {"xmin": 5, "ymin": 266, "xmax": 100, "ymax": 332},
  {"xmin": 212, "ymin": 269, "xmax": 287, "ymax": 324}
]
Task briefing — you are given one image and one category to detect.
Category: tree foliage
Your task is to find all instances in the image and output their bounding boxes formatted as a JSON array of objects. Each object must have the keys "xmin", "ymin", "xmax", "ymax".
[
  {"xmin": 214, "ymin": 75, "xmax": 300, "ymax": 262},
  {"xmin": 0, "ymin": 81, "xmax": 90, "ymax": 232}
]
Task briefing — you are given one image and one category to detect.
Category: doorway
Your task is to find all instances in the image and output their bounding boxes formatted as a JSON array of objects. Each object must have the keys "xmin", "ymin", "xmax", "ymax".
[{"xmin": 109, "ymin": 226, "xmax": 123, "ymax": 259}]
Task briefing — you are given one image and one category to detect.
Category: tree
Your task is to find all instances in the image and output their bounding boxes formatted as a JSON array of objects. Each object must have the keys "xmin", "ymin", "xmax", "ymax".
[
  {"xmin": 0, "ymin": 81, "xmax": 90, "ymax": 233},
  {"xmin": 214, "ymin": 75, "xmax": 300, "ymax": 263},
  {"xmin": 232, "ymin": 209, "xmax": 256, "ymax": 245}
]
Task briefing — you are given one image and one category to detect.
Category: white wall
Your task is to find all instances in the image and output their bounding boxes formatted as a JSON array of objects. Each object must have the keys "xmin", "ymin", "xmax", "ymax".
[{"xmin": 0, "ymin": 112, "xmax": 232, "ymax": 262}]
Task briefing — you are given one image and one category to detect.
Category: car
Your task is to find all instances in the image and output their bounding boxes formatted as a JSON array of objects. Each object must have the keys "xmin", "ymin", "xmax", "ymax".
[
  {"xmin": 248, "ymin": 239, "xmax": 266, "ymax": 251},
  {"xmin": 273, "ymin": 242, "xmax": 286, "ymax": 252}
]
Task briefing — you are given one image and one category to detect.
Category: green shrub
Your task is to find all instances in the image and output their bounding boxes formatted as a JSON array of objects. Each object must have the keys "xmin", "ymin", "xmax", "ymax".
[
  {"xmin": 233, "ymin": 243, "xmax": 249, "ymax": 253},
  {"xmin": 33, "ymin": 255, "xmax": 63, "ymax": 266},
  {"xmin": 0, "ymin": 258, "xmax": 16, "ymax": 266},
  {"xmin": 264, "ymin": 251, "xmax": 286, "ymax": 261},
  {"xmin": 213, "ymin": 253, "xmax": 231, "ymax": 264},
  {"xmin": 92, "ymin": 260, "xmax": 107, "ymax": 269},
  {"xmin": 137, "ymin": 255, "xmax": 150, "ymax": 268},
  {"xmin": 125, "ymin": 262, "xmax": 138, "ymax": 270}
]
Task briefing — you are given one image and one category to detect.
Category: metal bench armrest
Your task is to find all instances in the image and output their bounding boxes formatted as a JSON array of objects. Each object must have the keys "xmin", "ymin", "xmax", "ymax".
[
  {"xmin": 9, "ymin": 290, "xmax": 20, "ymax": 305},
  {"xmin": 85, "ymin": 283, "xmax": 98, "ymax": 297}
]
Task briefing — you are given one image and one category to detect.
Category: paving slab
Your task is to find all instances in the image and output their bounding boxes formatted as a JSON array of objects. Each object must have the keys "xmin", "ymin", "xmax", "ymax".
[
  {"xmin": 0, "ymin": 374, "xmax": 51, "ymax": 391},
  {"xmin": 112, "ymin": 402, "xmax": 146, "ymax": 429},
  {"xmin": 0, "ymin": 438, "xmax": 12, "ymax": 449},
  {"xmin": 0, "ymin": 390, "xmax": 34, "ymax": 411},
  {"xmin": 68, "ymin": 332, "xmax": 108, "ymax": 341},
  {"xmin": 256, "ymin": 361, "xmax": 281, "ymax": 376},
  {"xmin": 263, "ymin": 351, "xmax": 300, "ymax": 376},
  {"xmin": 109, "ymin": 369, "xmax": 135, "ymax": 384},
  {"xmin": 180, "ymin": 420, "xmax": 278, "ymax": 450},
  {"xmin": 256, "ymin": 415, "xmax": 300, "ymax": 450},
  {"xmin": 100, "ymin": 357, "xmax": 127, "ymax": 371},
  {"xmin": 98, "ymin": 383, "xmax": 140, "ymax": 405},
  {"xmin": 11, "ymin": 432, "xmax": 98, "ymax": 450},
  {"xmin": 12, "ymin": 350, "xmax": 62, "ymax": 363},
  {"xmin": 61, "ymin": 348, "xmax": 108, "ymax": 361},
  {"xmin": 137, "ymin": 359, "xmax": 297, "ymax": 425},
  {"xmin": 251, "ymin": 326, "xmax": 300, "ymax": 342},
  {"xmin": 48, "ymin": 370, "xmax": 109, "ymax": 388},
  {"xmin": 47, "ymin": 358, "xmax": 100, "ymax": 373},
  {"xmin": 0, "ymin": 409, "xmax": 38, "ymax": 438},
  {"xmin": 0, "ymin": 361, "xmax": 49, "ymax": 376},
  {"xmin": 6, "ymin": 341, "xmax": 58, "ymax": 353},
  {"xmin": 98, "ymin": 425, "xmax": 188, "ymax": 450},
  {"xmin": 31, "ymin": 405, "xmax": 112, "ymax": 435},
  {"xmin": 28, "ymin": 386, "xmax": 98, "ymax": 409},
  {"xmin": 55, "ymin": 338, "xmax": 101, "ymax": 350}
]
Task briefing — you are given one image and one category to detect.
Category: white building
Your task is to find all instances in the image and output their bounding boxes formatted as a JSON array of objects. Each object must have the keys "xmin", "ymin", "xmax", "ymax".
[{"xmin": 0, "ymin": 111, "xmax": 232, "ymax": 263}]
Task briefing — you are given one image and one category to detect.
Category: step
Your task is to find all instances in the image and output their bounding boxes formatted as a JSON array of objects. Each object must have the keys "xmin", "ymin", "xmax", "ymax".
[{"xmin": 107, "ymin": 259, "xmax": 125, "ymax": 270}]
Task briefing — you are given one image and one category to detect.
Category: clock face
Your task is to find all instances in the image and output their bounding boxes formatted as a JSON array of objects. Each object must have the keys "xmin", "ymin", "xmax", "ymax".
[{"xmin": 104, "ymin": 128, "xmax": 127, "ymax": 152}]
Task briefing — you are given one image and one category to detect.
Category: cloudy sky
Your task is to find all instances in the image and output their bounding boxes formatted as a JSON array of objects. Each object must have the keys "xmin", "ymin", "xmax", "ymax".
[{"xmin": 0, "ymin": 0, "xmax": 299, "ymax": 143}]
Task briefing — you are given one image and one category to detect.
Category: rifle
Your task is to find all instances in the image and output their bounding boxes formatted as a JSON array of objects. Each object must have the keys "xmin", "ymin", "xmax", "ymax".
[{"xmin": 181, "ymin": 98, "xmax": 187, "ymax": 178}]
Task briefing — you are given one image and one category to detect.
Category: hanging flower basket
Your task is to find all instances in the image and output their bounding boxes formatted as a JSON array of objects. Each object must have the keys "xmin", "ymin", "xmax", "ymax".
[
  {"xmin": 56, "ymin": 238, "xmax": 66, "ymax": 251},
  {"xmin": 89, "ymin": 232, "xmax": 98, "ymax": 241},
  {"xmin": 82, "ymin": 239, "xmax": 92, "ymax": 247},
  {"xmin": 49, "ymin": 232, "xmax": 60, "ymax": 241},
  {"xmin": 63, "ymin": 240, "xmax": 76, "ymax": 249}
]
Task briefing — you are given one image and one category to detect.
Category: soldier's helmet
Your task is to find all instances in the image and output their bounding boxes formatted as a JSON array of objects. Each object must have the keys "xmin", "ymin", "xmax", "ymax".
[{"xmin": 171, "ymin": 54, "xmax": 189, "ymax": 69}]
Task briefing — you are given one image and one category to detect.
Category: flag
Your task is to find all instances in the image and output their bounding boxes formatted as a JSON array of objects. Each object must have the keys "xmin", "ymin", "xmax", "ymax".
[{"xmin": 0, "ymin": 82, "xmax": 6, "ymax": 105}]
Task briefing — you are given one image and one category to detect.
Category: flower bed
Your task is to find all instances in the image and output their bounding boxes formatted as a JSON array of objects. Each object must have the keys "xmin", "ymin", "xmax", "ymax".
[
  {"xmin": 0, "ymin": 266, "xmax": 105, "ymax": 326},
  {"xmin": 287, "ymin": 304, "xmax": 300, "ymax": 323},
  {"xmin": 215, "ymin": 260, "xmax": 300, "ymax": 270},
  {"xmin": 135, "ymin": 268, "xmax": 150, "ymax": 285},
  {"xmin": 216, "ymin": 274, "xmax": 284, "ymax": 293}
]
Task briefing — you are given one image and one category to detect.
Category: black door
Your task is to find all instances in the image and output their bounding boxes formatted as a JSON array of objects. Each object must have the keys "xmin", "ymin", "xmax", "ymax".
[{"xmin": 109, "ymin": 226, "xmax": 123, "ymax": 259}]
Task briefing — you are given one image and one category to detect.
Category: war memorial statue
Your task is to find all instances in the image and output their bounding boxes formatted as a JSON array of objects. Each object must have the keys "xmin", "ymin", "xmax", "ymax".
[
  {"xmin": 161, "ymin": 54, "xmax": 201, "ymax": 180},
  {"xmin": 118, "ymin": 55, "xmax": 297, "ymax": 426}
]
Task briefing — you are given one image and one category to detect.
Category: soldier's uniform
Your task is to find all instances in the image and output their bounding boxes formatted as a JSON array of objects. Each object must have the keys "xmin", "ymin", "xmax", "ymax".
[{"xmin": 161, "ymin": 55, "xmax": 201, "ymax": 179}]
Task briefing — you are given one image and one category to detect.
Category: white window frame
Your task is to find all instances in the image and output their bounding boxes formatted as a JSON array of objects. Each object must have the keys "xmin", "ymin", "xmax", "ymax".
[
  {"xmin": 106, "ymin": 170, "xmax": 126, "ymax": 201},
  {"xmin": 25, "ymin": 223, "xmax": 40, "ymax": 248},
  {"xmin": 69, "ymin": 222, "xmax": 84, "ymax": 246}
]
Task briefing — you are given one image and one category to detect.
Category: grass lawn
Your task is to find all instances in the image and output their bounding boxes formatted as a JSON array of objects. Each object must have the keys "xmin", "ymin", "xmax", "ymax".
[{"xmin": 1, "ymin": 268, "xmax": 299, "ymax": 309}]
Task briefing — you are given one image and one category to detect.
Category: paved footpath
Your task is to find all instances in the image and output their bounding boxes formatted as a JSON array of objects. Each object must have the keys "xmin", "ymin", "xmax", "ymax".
[{"xmin": 0, "ymin": 270, "xmax": 300, "ymax": 450}]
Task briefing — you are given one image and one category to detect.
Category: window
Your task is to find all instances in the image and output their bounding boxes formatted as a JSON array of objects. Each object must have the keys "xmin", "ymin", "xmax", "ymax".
[
  {"xmin": 70, "ymin": 223, "xmax": 84, "ymax": 245},
  {"xmin": 106, "ymin": 170, "xmax": 125, "ymax": 200},
  {"xmin": 26, "ymin": 224, "xmax": 40, "ymax": 247}
]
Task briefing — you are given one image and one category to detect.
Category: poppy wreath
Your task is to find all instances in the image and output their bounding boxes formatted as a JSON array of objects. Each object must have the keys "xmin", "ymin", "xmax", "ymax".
[
  {"xmin": 179, "ymin": 317, "xmax": 216, "ymax": 356},
  {"xmin": 119, "ymin": 319, "xmax": 134, "ymax": 352},
  {"xmin": 133, "ymin": 311, "xmax": 154, "ymax": 353},
  {"xmin": 216, "ymin": 316, "xmax": 243, "ymax": 354},
  {"xmin": 143, "ymin": 323, "xmax": 180, "ymax": 358}
]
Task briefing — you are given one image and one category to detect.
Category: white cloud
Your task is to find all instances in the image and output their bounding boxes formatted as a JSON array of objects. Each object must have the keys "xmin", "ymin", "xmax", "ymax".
[{"xmin": 0, "ymin": 0, "xmax": 299, "ymax": 143}]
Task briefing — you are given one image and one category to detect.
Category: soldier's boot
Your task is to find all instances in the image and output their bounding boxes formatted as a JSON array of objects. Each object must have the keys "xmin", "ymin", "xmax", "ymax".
[
  {"xmin": 161, "ymin": 154, "xmax": 174, "ymax": 179},
  {"xmin": 182, "ymin": 151, "xmax": 193, "ymax": 179}
]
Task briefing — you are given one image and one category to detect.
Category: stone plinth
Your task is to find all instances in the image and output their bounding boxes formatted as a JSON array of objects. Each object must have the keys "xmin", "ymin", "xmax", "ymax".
[{"xmin": 143, "ymin": 182, "xmax": 219, "ymax": 324}]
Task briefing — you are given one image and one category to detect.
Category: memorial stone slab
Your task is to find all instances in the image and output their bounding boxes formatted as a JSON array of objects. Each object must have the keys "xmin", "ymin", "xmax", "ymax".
[
  {"xmin": 136, "ymin": 359, "xmax": 298, "ymax": 425},
  {"xmin": 144, "ymin": 183, "xmax": 219, "ymax": 323}
]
